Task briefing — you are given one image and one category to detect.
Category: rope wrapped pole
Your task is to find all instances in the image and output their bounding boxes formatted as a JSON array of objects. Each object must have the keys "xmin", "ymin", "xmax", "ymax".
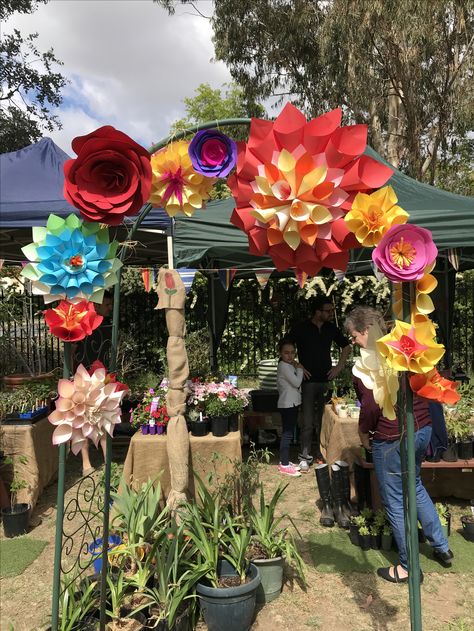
[{"xmin": 155, "ymin": 268, "xmax": 190, "ymax": 510}]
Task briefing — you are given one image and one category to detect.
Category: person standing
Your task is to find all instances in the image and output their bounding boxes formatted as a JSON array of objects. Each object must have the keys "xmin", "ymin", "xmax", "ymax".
[
  {"xmin": 345, "ymin": 305, "xmax": 453, "ymax": 583},
  {"xmin": 289, "ymin": 296, "xmax": 351, "ymax": 466},
  {"xmin": 276, "ymin": 338, "xmax": 306, "ymax": 477}
]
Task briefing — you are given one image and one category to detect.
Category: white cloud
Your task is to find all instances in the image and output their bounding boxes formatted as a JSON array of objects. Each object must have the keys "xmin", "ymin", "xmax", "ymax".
[{"xmin": 4, "ymin": 0, "xmax": 231, "ymax": 152}]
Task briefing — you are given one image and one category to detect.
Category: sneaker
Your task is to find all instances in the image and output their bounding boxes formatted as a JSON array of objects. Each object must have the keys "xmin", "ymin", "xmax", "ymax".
[
  {"xmin": 278, "ymin": 464, "xmax": 301, "ymax": 477},
  {"xmin": 299, "ymin": 460, "xmax": 310, "ymax": 473},
  {"xmin": 289, "ymin": 461, "xmax": 301, "ymax": 470},
  {"xmin": 298, "ymin": 452, "xmax": 314, "ymax": 466}
]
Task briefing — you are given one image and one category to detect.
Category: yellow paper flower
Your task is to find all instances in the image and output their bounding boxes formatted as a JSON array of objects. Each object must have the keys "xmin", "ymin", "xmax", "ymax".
[
  {"xmin": 149, "ymin": 140, "xmax": 215, "ymax": 216},
  {"xmin": 415, "ymin": 272, "xmax": 438, "ymax": 315},
  {"xmin": 352, "ymin": 322, "xmax": 399, "ymax": 419},
  {"xmin": 377, "ymin": 319, "xmax": 445, "ymax": 373},
  {"xmin": 344, "ymin": 186, "xmax": 409, "ymax": 247}
]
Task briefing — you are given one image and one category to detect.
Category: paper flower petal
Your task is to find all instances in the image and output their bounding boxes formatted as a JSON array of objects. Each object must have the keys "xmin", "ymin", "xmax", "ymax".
[
  {"xmin": 228, "ymin": 103, "xmax": 393, "ymax": 275},
  {"xmin": 409, "ymin": 369, "xmax": 461, "ymax": 405}
]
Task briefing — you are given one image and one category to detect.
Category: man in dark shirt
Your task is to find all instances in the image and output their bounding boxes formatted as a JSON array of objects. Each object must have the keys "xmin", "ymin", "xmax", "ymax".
[{"xmin": 289, "ymin": 296, "xmax": 351, "ymax": 465}]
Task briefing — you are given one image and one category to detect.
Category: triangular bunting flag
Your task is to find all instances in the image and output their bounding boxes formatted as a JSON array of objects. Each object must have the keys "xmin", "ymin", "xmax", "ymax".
[
  {"xmin": 141, "ymin": 267, "xmax": 151, "ymax": 292},
  {"xmin": 255, "ymin": 269, "xmax": 273, "ymax": 290},
  {"xmin": 447, "ymin": 248, "xmax": 459, "ymax": 271},
  {"xmin": 295, "ymin": 269, "xmax": 307, "ymax": 288},
  {"xmin": 218, "ymin": 268, "xmax": 237, "ymax": 291},
  {"xmin": 152, "ymin": 266, "xmax": 159, "ymax": 287},
  {"xmin": 334, "ymin": 269, "xmax": 346, "ymax": 283},
  {"xmin": 177, "ymin": 268, "xmax": 197, "ymax": 294}
]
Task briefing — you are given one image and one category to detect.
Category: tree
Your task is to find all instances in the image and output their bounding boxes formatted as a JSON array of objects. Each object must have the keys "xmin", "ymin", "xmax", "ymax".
[
  {"xmin": 157, "ymin": 0, "xmax": 474, "ymax": 190},
  {"xmin": 0, "ymin": 0, "xmax": 67, "ymax": 152}
]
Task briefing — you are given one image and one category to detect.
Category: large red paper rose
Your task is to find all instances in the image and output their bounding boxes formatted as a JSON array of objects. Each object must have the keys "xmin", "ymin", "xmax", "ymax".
[
  {"xmin": 43, "ymin": 300, "xmax": 103, "ymax": 342},
  {"xmin": 228, "ymin": 104, "xmax": 393, "ymax": 275},
  {"xmin": 64, "ymin": 126, "xmax": 152, "ymax": 225}
]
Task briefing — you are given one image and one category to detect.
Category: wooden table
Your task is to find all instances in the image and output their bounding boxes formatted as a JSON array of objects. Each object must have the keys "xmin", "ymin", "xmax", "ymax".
[
  {"xmin": 123, "ymin": 430, "xmax": 242, "ymax": 498},
  {"xmin": 0, "ymin": 416, "xmax": 59, "ymax": 511},
  {"xmin": 358, "ymin": 457, "xmax": 474, "ymax": 509},
  {"xmin": 320, "ymin": 405, "xmax": 361, "ymax": 466}
]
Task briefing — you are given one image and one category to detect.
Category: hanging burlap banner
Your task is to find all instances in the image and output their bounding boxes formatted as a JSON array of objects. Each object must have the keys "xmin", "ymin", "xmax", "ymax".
[{"xmin": 155, "ymin": 268, "xmax": 190, "ymax": 511}]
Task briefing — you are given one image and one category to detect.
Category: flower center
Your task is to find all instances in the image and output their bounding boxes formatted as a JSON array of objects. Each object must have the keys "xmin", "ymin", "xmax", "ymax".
[
  {"xmin": 69, "ymin": 254, "xmax": 83, "ymax": 268},
  {"xmin": 162, "ymin": 167, "xmax": 185, "ymax": 204},
  {"xmin": 389, "ymin": 238, "xmax": 416, "ymax": 269},
  {"xmin": 366, "ymin": 205, "xmax": 383, "ymax": 229},
  {"xmin": 397, "ymin": 335, "xmax": 419, "ymax": 359}
]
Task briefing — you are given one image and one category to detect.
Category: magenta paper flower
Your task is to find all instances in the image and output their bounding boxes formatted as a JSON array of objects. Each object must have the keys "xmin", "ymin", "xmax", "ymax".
[
  {"xmin": 188, "ymin": 130, "xmax": 237, "ymax": 178},
  {"xmin": 372, "ymin": 224, "xmax": 438, "ymax": 282},
  {"xmin": 48, "ymin": 364, "xmax": 128, "ymax": 454}
]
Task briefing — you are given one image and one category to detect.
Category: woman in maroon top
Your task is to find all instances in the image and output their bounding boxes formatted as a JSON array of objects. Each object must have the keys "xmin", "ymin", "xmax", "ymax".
[{"xmin": 345, "ymin": 306, "xmax": 453, "ymax": 583}]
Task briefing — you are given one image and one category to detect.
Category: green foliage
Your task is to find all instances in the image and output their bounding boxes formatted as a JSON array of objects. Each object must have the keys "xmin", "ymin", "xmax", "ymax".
[
  {"xmin": 3, "ymin": 454, "xmax": 28, "ymax": 509},
  {"xmin": 59, "ymin": 573, "xmax": 98, "ymax": 631},
  {"xmin": 358, "ymin": 525, "xmax": 370, "ymax": 536},
  {"xmin": 435, "ymin": 502, "xmax": 450, "ymax": 527},
  {"xmin": 247, "ymin": 483, "xmax": 305, "ymax": 580},
  {"xmin": 111, "ymin": 477, "xmax": 168, "ymax": 547},
  {"xmin": 204, "ymin": 393, "xmax": 246, "ymax": 418},
  {"xmin": 0, "ymin": 1, "xmax": 67, "ymax": 152}
]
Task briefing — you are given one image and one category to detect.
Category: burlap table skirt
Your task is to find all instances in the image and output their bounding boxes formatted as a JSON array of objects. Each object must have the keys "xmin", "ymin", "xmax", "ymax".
[
  {"xmin": 0, "ymin": 416, "xmax": 59, "ymax": 510},
  {"xmin": 122, "ymin": 430, "xmax": 242, "ymax": 498},
  {"xmin": 320, "ymin": 405, "xmax": 361, "ymax": 467}
]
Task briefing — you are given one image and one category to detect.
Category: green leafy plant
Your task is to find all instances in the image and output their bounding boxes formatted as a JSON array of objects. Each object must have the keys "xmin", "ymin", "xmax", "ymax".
[
  {"xmin": 59, "ymin": 573, "xmax": 98, "ymax": 631},
  {"xmin": 111, "ymin": 477, "xmax": 168, "ymax": 548},
  {"xmin": 382, "ymin": 523, "xmax": 393, "ymax": 536},
  {"xmin": 358, "ymin": 525, "xmax": 370, "ymax": 536},
  {"xmin": 3, "ymin": 454, "xmax": 28, "ymax": 509},
  {"xmin": 350, "ymin": 515, "xmax": 366, "ymax": 528},
  {"xmin": 435, "ymin": 502, "xmax": 450, "ymax": 527},
  {"xmin": 105, "ymin": 568, "xmax": 130, "ymax": 622},
  {"xmin": 246, "ymin": 483, "xmax": 305, "ymax": 581}
]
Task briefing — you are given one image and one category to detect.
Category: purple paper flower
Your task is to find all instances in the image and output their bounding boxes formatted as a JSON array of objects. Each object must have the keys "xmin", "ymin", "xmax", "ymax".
[
  {"xmin": 372, "ymin": 224, "xmax": 438, "ymax": 282},
  {"xmin": 188, "ymin": 130, "xmax": 237, "ymax": 178}
]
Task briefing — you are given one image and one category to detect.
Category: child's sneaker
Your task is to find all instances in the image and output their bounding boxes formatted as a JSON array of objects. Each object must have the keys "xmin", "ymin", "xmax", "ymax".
[
  {"xmin": 289, "ymin": 461, "xmax": 301, "ymax": 470},
  {"xmin": 299, "ymin": 460, "xmax": 310, "ymax": 473},
  {"xmin": 278, "ymin": 463, "xmax": 301, "ymax": 477}
]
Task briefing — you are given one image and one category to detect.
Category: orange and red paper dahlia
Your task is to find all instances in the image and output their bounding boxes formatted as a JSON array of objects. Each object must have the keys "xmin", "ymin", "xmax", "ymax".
[
  {"xmin": 227, "ymin": 104, "xmax": 393, "ymax": 275},
  {"xmin": 409, "ymin": 369, "xmax": 461, "ymax": 405},
  {"xmin": 43, "ymin": 300, "xmax": 103, "ymax": 342}
]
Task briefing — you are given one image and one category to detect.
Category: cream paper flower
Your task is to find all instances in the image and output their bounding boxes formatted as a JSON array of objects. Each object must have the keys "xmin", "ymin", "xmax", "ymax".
[
  {"xmin": 48, "ymin": 364, "xmax": 127, "ymax": 454},
  {"xmin": 352, "ymin": 322, "xmax": 399, "ymax": 420}
]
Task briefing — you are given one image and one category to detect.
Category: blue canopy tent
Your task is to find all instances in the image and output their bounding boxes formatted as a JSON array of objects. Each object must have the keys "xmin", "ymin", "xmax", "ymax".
[{"xmin": 0, "ymin": 137, "xmax": 172, "ymax": 264}]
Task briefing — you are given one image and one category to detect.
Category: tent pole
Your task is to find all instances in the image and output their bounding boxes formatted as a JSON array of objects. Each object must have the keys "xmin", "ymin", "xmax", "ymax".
[{"xmin": 167, "ymin": 219, "xmax": 175, "ymax": 269}]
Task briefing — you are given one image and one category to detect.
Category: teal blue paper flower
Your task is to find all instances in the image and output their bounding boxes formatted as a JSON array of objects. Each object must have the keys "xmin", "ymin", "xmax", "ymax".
[{"xmin": 21, "ymin": 214, "xmax": 122, "ymax": 303}]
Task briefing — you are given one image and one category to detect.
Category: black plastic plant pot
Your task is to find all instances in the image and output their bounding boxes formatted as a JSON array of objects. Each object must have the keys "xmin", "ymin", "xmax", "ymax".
[
  {"xmin": 381, "ymin": 534, "xmax": 393, "ymax": 552},
  {"xmin": 196, "ymin": 562, "xmax": 260, "ymax": 631},
  {"xmin": 460, "ymin": 516, "xmax": 474, "ymax": 542},
  {"xmin": 228, "ymin": 414, "xmax": 239, "ymax": 432},
  {"xmin": 211, "ymin": 416, "xmax": 229, "ymax": 437},
  {"xmin": 370, "ymin": 534, "xmax": 381, "ymax": 550},
  {"xmin": 349, "ymin": 523, "xmax": 360, "ymax": 546},
  {"xmin": 457, "ymin": 441, "xmax": 473, "ymax": 460},
  {"xmin": 1, "ymin": 503, "xmax": 30, "ymax": 537},
  {"xmin": 359, "ymin": 534, "xmax": 371, "ymax": 551},
  {"xmin": 442, "ymin": 443, "xmax": 458, "ymax": 462},
  {"xmin": 190, "ymin": 420, "xmax": 209, "ymax": 437}
]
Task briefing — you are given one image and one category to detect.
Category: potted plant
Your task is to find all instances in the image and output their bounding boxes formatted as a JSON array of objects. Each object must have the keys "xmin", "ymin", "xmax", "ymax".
[
  {"xmin": 59, "ymin": 573, "xmax": 99, "ymax": 631},
  {"xmin": 349, "ymin": 515, "xmax": 364, "ymax": 547},
  {"xmin": 130, "ymin": 387, "xmax": 169, "ymax": 436},
  {"xmin": 246, "ymin": 483, "xmax": 305, "ymax": 603},
  {"xmin": 358, "ymin": 525, "xmax": 371, "ymax": 551},
  {"xmin": 202, "ymin": 380, "xmax": 249, "ymax": 436},
  {"xmin": 460, "ymin": 514, "xmax": 474, "ymax": 542},
  {"xmin": 1, "ymin": 453, "xmax": 30, "ymax": 537},
  {"xmin": 369, "ymin": 509, "xmax": 385, "ymax": 550},
  {"xmin": 187, "ymin": 410, "xmax": 209, "ymax": 437},
  {"xmin": 181, "ymin": 478, "xmax": 260, "ymax": 631}
]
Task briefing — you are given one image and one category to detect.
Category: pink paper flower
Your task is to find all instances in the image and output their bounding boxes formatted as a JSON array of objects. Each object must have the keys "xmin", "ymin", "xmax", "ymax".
[
  {"xmin": 372, "ymin": 224, "xmax": 438, "ymax": 282},
  {"xmin": 48, "ymin": 364, "xmax": 128, "ymax": 454}
]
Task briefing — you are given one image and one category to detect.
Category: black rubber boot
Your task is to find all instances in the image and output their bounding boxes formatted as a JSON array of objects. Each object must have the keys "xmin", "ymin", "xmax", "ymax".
[
  {"xmin": 354, "ymin": 462, "xmax": 370, "ymax": 511},
  {"xmin": 314, "ymin": 464, "xmax": 335, "ymax": 527},
  {"xmin": 335, "ymin": 460, "xmax": 357, "ymax": 518},
  {"xmin": 330, "ymin": 464, "xmax": 350, "ymax": 529}
]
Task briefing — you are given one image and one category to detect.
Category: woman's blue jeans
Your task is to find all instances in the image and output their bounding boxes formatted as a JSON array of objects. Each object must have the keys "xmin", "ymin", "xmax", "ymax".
[{"xmin": 372, "ymin": 425, "xmax": 449, "ymax": 570}]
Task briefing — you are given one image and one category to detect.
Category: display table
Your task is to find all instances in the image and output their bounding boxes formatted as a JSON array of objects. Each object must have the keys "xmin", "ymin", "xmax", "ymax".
[
  {"xmin": 359, "ymin": 457, "xmax": 474, "ymax": 509},
  {"xmin": 320, "ymin": 405, "xmax": 361, "ymax": 466},
  {"xmin": 0, "ymin": 416, "xmax": 59, "ymax": 510},
  {"xmin": 122, "ymin": 431, "xmax": 242, "ymax": 498}
]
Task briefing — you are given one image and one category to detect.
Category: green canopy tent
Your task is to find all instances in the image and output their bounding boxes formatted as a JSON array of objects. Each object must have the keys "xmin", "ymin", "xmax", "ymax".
[{"xmin": 172, "ymin": 148, "xmax": 474, "ymax": 369}]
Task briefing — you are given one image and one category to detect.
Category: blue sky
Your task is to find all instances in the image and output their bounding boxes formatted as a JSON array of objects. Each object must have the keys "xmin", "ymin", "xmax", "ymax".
[{"xmin": 4, "ymin": 0, "xmax": 234, "ymax": 153}]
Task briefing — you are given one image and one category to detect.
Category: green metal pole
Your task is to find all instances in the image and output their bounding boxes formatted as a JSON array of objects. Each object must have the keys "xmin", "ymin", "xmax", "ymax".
[
  {"xmin": 51, "ymin": 342, "xmax": 72, "ymax": 631},
  {"xmin": 400, "ymin": 283, "xmax": 422, "ymax": 630}
]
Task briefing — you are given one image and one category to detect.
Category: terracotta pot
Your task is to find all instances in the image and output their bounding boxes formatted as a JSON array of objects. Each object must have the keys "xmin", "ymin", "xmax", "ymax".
[{"xmin": 3, "ymin": 373, "xmax": 54, "ymax": 391}]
